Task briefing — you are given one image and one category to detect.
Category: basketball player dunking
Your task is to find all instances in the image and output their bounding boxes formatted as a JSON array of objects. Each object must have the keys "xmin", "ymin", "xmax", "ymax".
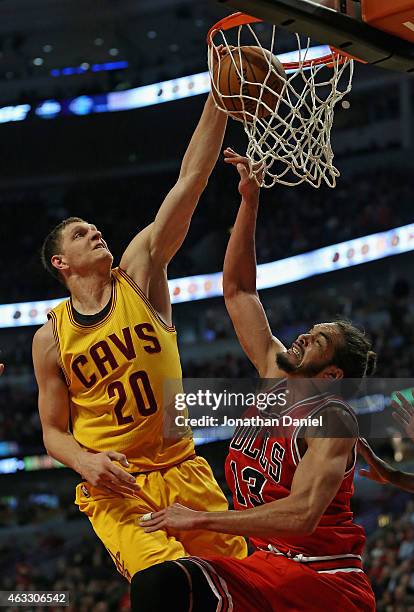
[
  {"xmin": 32, "ymin": 96, "xmax": 247, "ymax": 587},
  {"xmin": 135, "ymin": 151, "xmax": 376, "ymax": 611}
]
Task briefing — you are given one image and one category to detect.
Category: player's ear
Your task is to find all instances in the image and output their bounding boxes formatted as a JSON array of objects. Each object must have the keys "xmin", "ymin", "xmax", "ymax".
[
  {"xmin": 321, "ymin": 366, "xmax": 343, "ymax": 380},
  {"xmin": 51, "ymin": 254, "xmax": 68, "ymax": 272}
]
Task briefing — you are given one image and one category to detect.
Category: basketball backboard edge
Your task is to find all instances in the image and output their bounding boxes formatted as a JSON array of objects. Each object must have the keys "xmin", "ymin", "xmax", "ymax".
[{"xmin": 217, "ymin": 0, "xmax": 414, "ymax": 72}]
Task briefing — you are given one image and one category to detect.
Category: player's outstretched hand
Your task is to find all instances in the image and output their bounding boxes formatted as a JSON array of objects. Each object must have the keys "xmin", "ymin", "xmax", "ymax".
[
  {"xmin": 139, "ymin": 503, "xmax": 202, "ymax": 533},
  {"xmin": 224, "ymin": 148, "xmax": 263, "ymax": 198},
  {"xmin": 0, "ymin": 363, "xmax": 4, "ymax": 376},
  {"xmin": 391, "ymin": 391, "xmax": 414, "ymax": 440},
  {"xmin": 77, "ymin": 450, "xmax": 140, "ymax": 495},
  {"xmin": 357, "ymin": 438, "xmax": 396, "ymax": 485}
]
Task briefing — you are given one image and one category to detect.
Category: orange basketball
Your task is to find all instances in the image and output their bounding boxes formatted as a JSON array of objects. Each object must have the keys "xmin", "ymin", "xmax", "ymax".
[{"xmin": 212, "ymin": 45, "xmax": 286, "ymax": 121}]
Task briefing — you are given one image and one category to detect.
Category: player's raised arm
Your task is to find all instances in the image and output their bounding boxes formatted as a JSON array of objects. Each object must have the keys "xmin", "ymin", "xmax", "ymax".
[
  {"xmin": 119, "ymin": 93, "xmax": 227, "ymax": 326},
  {"xmin": 223, "ymin": 150, "xmax": 286, "ymax": 378},
  {"xmin": 120, "ymin": 93, "xmax": 227, "ymax": 278},
  {"xmin": 32, "ymin": 322, "xmax": 139, "ymax": 495}
]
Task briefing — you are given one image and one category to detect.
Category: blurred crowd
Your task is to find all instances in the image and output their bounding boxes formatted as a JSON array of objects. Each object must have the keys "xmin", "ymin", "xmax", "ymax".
[
  {"xmin": 0, "ymin": 165, "xmax": 410, "ymax": 303},
  {"xmin": 0, "ymin": 531, "xmax": 129, "ymax": 612},
  {"xmin": 366, "ymin": 498, "xmax": 414, "ymax": 611}
]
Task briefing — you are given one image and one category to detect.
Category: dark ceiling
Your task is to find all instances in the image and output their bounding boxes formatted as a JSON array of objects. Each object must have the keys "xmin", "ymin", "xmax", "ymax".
[{"xmin": 0, "ymin": 0, "xmax": 232, "ymax": 105}]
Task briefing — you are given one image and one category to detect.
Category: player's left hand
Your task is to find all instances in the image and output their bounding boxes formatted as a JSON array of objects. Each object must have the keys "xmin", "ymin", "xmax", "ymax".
[
  {"xmin": 391, "ymin": 391, "xmax": 414, "ymax": 440},
  {"xmin": 224, "ymin": 148, "xmax": 263, "ymax": 197},
  {"xmin": 139, "ymin": 503, "xmax": 203, "ymax": 533},
  {"xmin": 357, "ymin": 438, "xmax": 396, "ymax": 485}
]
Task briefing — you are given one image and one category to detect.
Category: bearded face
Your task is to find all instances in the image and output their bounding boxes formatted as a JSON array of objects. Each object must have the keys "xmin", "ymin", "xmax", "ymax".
[{"xmin": 276, "ymin": 323, "xmax": 343, "ymax": 378}]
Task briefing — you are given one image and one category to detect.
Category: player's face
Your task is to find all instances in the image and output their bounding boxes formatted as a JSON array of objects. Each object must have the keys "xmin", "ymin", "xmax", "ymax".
[
  {"xmin": 58, "ymin": 221, "xmax": 113, "ymax": 273},
  {"xmin": 277, "ymin": 323, "xmax": 342, "ymax": 377}
]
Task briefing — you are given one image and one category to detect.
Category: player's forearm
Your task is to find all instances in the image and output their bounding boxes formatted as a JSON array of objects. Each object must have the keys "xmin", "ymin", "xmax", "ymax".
[
  {"xmin": 196, "ymin": 497, "xmax": 316, "ymax": 538},
  {"xmin": 383, "ymin": 468, "xmax": 414, "ymax": 492},
  {"xmin": 223, "ymin": 192, "xmax": 260, "ymax": 296},
  {"xmin": 43, "ymin": 428, "xmax": 88, "ymax": 474},
  {"xmin": 149, "ymin": 96, "xmax": 227, "ymax": 265},
  {"xmin": 179, "ymin": 94, "xmax": 227, "ymax": 184}
]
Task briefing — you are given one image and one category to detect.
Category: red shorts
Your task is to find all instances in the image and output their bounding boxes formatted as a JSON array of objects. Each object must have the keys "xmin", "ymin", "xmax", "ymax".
[{"xmin": 185, "ymin": 551, "xmax": 375, "ymax": 612}]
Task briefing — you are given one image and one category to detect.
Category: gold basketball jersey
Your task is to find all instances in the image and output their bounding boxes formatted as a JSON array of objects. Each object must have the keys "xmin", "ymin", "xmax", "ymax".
[{"xmin": 48, "ymin": 267, "xmax": 194, "ymax": 471}]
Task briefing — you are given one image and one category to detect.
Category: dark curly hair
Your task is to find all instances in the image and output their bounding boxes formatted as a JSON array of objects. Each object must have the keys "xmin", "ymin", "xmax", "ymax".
[{"xmin": 332, "ymin": 319, "xmax": 377, "ymax": 378}]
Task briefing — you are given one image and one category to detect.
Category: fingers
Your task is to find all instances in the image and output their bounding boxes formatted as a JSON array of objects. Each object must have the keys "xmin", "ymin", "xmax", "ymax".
[
  {"xmin": 391, "ymin": 393, "xmax": 414, "ymax": 429},
  {"xmin": 139, "ymin": 509, "xmax": 165, "ymax": 524},
  {"xmin": 215, "ymin": 44, "xmax": 235, "ymax": 58},
  {"xmin": 396, "ymin": 391, "xmax": 414, "ymax": 416},
  {"xmin": 97, "ymin": 483, "xmax": 119, "ymax": 496},
  {"xmin": 106, "ymin": 451, "xmax": 130, "ymax": 468},
  {"xmin": 139, "ymin": 509, "xmax": 167, "ymax": 533},
  {"xmin": 105, "ymin": 452, "xmax": 140, "ymax": 491},
  {"xmin": 237, "ymin": 163, "xmax": 249, "ymax": 177},
  {"xmin": 390, "ymin": 400, "xmax": 409, "ymax": 423},
  {"xmin": 98, "ymin": 476, "xmax": 133, "ymax": 496},
  {"xmin": 224, "ymin": 149, "xmax": 264, "ymax": 176},
  {"xmin": 392, "ymin": 410, "xmax": 410, "ymax": 431},
  {"xmin": 108, "ymin": 465, "xmax": 140, "ymax": 492},
  {"xmin": 224, "ymin": 149, "xmax": 247, "ymax": 165}
]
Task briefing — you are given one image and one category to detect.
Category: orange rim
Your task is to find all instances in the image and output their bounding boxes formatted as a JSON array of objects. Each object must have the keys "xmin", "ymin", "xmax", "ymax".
[{"xmin": 207, "ymin": 12, "xmax": 366, "ymax": 68}]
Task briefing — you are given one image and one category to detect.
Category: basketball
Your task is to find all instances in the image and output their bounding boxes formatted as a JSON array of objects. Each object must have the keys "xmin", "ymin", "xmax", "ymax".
[{"xmin": 211, "ymin": 45, "xmax": 286, "ymax": 121}]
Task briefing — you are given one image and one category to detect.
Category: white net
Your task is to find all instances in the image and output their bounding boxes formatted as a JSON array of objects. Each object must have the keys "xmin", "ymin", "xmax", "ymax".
[{"xmin": 208, "ymin": 20, "xmax": 354, "ymax": 188}]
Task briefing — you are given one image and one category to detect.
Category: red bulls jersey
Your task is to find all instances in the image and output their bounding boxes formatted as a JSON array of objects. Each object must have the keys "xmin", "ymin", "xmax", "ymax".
[{"xmin": 225, "ymin": 380, "xmax": 366, "ymax": 573}]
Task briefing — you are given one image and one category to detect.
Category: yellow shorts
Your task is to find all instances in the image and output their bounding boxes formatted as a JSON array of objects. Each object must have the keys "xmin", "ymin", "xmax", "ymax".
[{"xmin": 75, "ymin": 455, "xmax": 247, "ymax": 580}]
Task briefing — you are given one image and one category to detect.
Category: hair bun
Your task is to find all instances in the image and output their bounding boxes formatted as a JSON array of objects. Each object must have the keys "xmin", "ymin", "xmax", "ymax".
[{"xmin": 365, "ymin": 351, "xmax": 377, "ymax": 377}]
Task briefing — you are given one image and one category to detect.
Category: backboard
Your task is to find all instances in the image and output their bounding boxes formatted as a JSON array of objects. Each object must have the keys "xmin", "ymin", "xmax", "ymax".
[{"xmin": 217, "ymin": 0, "xmax": 414, "ymax": 72}]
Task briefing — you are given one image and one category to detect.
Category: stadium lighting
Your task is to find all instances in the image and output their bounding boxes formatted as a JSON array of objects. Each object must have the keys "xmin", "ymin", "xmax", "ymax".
[{"xmin": 0, "ymin": 46, "xmax": 331, "ymax": 124}]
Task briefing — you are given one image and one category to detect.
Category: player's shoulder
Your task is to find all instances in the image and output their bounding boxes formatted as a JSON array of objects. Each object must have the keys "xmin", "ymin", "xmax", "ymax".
[
  {"xmin": 33, "ymin": 320, "xmax": 61, "ymax": 377},
  {"xmin": 307, "ymin": 401, "xmax": 358, "ymax": 439},
  {"xmin": 111, "ymin": 266, "xmax": 133, "ymax": 290},
  {"xmin": 32, "ymin": 318, "xmax": 54, "ymax": 350}
]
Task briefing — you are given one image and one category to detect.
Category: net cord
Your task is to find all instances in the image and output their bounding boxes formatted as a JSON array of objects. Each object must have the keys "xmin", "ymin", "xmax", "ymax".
[{"xmin": 208, "ymin": 19, "xmax": 354, "ymax": 188}]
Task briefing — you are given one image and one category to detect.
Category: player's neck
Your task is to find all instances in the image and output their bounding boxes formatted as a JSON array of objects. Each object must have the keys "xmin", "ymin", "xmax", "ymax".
[{"xmin": 68, "ymin": 271, "xmax": 112, "ymax": 315}]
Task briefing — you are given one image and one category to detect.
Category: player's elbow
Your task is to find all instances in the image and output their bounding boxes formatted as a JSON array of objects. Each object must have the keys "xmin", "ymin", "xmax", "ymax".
[
  {"xmin": 223, "ymin": 282, "xmax": 238, "ymax": 301},
  {"xmin": 290, "ymin": 517, "xmax": 318, "ymax": 536},
  {"xmin": 42, "ymin": 426, "xmax": 62, "ymax": 458},
  {"xmin": 42, "ymin": 432, "xmax": 54, "ymax": 456},
  {"xmin": 292, "ymin": 504, "xmax": 321, "ymax": 536},
  {"xmin": 223, "ymin": 283, "xmax": 254, "ymax": 301},
  {"xmin": 300, "ymin": 515, "xmax": 319, "ymax": 536}
]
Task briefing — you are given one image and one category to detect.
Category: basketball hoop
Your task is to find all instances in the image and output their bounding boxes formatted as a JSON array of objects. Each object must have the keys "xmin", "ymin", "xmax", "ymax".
[{"xmin": 207, "ymin": 12, "xmax": 358, "ymax": 188}]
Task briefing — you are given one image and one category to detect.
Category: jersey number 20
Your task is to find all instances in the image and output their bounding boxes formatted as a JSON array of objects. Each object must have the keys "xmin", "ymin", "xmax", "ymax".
[{"xmin": 107, "ymin": 370, "xmax": 157, "ymax": 425}]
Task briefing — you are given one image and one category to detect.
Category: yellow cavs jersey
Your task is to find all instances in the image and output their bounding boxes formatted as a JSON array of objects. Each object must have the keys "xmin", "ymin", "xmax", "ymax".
[{"xmin": 48, "ymin": 267, "xmax": 195, "ymax": 471}]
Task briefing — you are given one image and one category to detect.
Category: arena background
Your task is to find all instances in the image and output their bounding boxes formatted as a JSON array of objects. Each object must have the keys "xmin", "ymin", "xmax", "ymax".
[{"xmin": 0, "ymin": 0, "xmax": 413, "ymax": 610}]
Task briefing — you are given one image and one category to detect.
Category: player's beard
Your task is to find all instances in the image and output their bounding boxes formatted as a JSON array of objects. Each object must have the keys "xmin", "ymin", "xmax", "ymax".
[{"xmin": 276, "ymin": 352, "xmax": 328, "ymax": 378}]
